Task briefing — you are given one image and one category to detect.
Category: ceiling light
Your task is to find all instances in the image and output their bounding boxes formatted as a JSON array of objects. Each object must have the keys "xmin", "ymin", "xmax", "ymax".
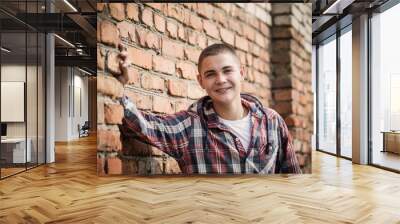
[
  {"xmin": 322, "ymin": 0, "xmax": 354, "ymax": 15},
  {"xmin": 1, "ymin": 47, "xmax": 11, "ymax": 53},
  {"xmin": 63, "ymin": 0, "xmax": 78, "ymax": 12},
  {"xmin": 77, "ymin": 67, "xmax": 93, "ymax": 76},
  {"xmin": 54, "ymin": 34, "xmax": 75, "ymax": 48}
]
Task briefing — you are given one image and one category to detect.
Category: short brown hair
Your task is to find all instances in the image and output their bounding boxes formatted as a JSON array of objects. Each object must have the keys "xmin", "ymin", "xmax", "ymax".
[{"xmin": 197, "ymin": 43, "xmax": 240, "ymax": 74}]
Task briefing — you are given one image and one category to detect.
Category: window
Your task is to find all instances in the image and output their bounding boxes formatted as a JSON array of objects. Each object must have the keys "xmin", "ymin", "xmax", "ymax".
[
  {"xmin": 317, "ymin": 35, "xmax": 337, "ymax": 154},
  {"xmin": 370, "ymin": 2, "xmax": 400, "ymax": 171},
  {"xmin": 339, "ymin": 27, "xmax": 352, "ymax": 158}
]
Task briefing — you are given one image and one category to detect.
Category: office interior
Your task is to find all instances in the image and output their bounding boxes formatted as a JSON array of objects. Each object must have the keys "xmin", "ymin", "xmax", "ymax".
[
  {"xmin": 313, "ymin": 0, "xmax": 400, "ymax": 172},
  {"xmin": 0, "ymin": 0, "xmax": 96, "ymax": 179}
]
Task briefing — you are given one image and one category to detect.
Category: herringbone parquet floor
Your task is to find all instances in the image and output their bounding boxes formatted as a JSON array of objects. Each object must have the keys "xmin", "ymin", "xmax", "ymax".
[{"xmin": 0, "ymin": 135, "xmax": 399, "ymax": 223}]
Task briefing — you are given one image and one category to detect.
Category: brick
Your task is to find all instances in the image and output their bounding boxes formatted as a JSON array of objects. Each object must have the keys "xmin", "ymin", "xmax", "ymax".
[
  {"xmin": 241, "ymin": 81, "xmax": 257, "ymax": 95},
  {"xmin": 175, "ymin": 100, "xmax": 190, "ymax": 112},
  {"xmin": 97, "ymin": 47, "xmax": 105, "ymax": 70},
  {"xmin": 126, "ymin": 4, "xmax": 139, "ymax": 22},
  {"xmin": 104, "ymin": 103, "xmax": 124, "ymax": 124},
  {"xmin": 167, "ymin": 4, "xmax": 185, "ymax": 23},
  {"xmin": 213, "ymin": 8, "xmax": 227, "ymax": 27},
  {"xmin": 153, "ymin": 95, "xmax": 174, "ymax": 114},
  {"xmin": 97, "ymin": 154, "xmax": 106, "ymax": 175},
  {"xmin": 146, "ymin": 3, "xmax": 164, "ymax": 12},
  {"xmin": 122, "ymin": 138, "xmax": 163, "ymax": 156},
  {"xmin": 141, "ymin": 73, "xmax": 165, "ymax": 91},
  {"xmin": 284, "ymin": 115, "xmax": 302, "ymax": 127},
  {"xmin": 109, "ymin": 3, "xmax": 125, "ymax": 21},
  {"xmin": 203, "ymin": 20, "xmax": 219, "ymax": 39},
  {"xmin": 197, "ymin": 34, "xmax": 207, "ymax": 49},
  {"xmin": 154, "ymin": 14, "xmax": 166, "ymax": 33},
  {"xmin": 187, "ymin": 84, "xmax": 205, "ymax": 99},
  {"xmin": 153, "ymin": 56, "xmax": 175, "ymax": 75},
  {"xmin": 97, "ymin": 95, "xmax": 104, "ymax": 124},
  {"xmin": 98, "ymin": 129, "xmax": 122, "ymax": 151},
  {"xmin": 255, "ymin": 32, "xmax": 266, "ymax": 48},
  {"xmin": 235, "ymin": 35, "xmax": 248, "ymax": 51},
  {"xmin": 107, "ymin": 157, "xmax": 122, "ymax": 175},
  {"xmin": 136, "ymin": 29, "xmax": 161, "ymax": 51},
  {"xmin": 97, "ymin": 75, "xmax": 124, "ymax": 99},
  {"xmin": 166, "ymin": 21, "xmax": 178, "ymax": 39},
  {"xmin": 117, "ymin": 21, "xmax": 135, "ymax": 40},
  {"xmin": 228, "ymin": 19, "xmax": 242, "ymax": 34},
  {"xmin": 100, "ymin": 20, "xmax": 119, "ymax": 47},
  {"xmin": 144, "ymin": 31, "xmax": 160, "ymax": 50},
  {"xmin": 141, "ymin": 8, "xmax": 153, "ymax": 27},
  {"xmin": 273, "ymin": 101, "xmax": 293, "ymax": 115},
  {"xmin": 197, "ymin": 3, "xmax": 213, "ymax": 19},
  {"xmin": 97, "ymin": 3, "xmax": 106, "ymax": 12},
  {"xmin": 106, "ymin": 51, "xmax": 121, "ymax": 75},
  {"xmin": 127, "ymin": 47, "xmax": 152, "ymax": 69},
  {"xmin": 168, "ymin": 79, "xmax": 188, "ymax": 97},
  {"xmin": 178, "ymin": 24, "xmax": 186, "ymax": 41},
  {"xmin": 188, "ymin": 30, "xmax": 197, "ymax": 45},
  {"xmin": 124, "ymin": 90, "xmax": 152, "ymax": 110},
  {"xmin": 162, "ymin": 38, "xmax": 184, "ymax": 59},
  {"xmin": 220, "ymin": 28, "xmax": 234, "ymax": 46},
  {"xmin": 125, "ymin": 67, "xmax": 140, "ymax": 86},
  {"xmin": 184, "ymin": 47, "xmax": 201, "ymax": 64},
  {"xmin": 243, "ymin": 25, "xmax": 256, "ymax": 41},
  {"xmin": 177, "ymin": 61, "xmax": 197, "ymax": 80},
  {"xmin": 183, "ymin": 3, "xmax": 197, "ymax": 10},
  {"xmin": 151, "ymin": 157, "xmax": 181, "ymax": 174},
  {"xmin": 188, "ymin": 14, "xmax": 203, "ymax": 30},
  {"xmin": 274, "ymin": 89, "xmax": 295, "ymax": 101}
]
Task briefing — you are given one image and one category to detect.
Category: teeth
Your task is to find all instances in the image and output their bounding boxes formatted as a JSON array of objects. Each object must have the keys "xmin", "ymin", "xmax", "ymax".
[{"xmin": 216, "ymin": 87, "xmax": 231, "ymax": 93}]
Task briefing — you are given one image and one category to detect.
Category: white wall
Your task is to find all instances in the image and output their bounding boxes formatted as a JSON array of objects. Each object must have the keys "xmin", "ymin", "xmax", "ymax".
[{"xmin": 54, "ymin": 67, "xmax": 89, "ymax": 141}]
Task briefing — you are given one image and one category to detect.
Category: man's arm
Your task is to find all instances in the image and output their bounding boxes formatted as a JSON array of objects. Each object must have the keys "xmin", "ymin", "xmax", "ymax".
[
  {"xmin": 116, "ymin": 44, "xmax": 191, "ymax": 159},
  {"xmin": 119, "ymin": 96, "xmax": 191, "ymax": 159},
  {"xmin": 275, "ymin": 116, "xmax": 302, "ymax": 174}
]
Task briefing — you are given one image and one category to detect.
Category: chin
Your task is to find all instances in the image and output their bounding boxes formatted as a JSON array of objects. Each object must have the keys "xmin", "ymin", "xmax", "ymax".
[{"xmin": 210, "ymin": 92, "xmax": 236, "ymax": 105}]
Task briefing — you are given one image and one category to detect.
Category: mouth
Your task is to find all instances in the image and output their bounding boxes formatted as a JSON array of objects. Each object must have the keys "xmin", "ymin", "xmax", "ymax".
[{"xmin": 215, "ymin": 86, "xmax": 232, "ymax": 94}]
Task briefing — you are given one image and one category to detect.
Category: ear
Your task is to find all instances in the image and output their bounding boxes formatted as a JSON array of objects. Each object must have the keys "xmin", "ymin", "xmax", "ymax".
[
  {"xmin": 240, "ymin": 65, "xmax": 245, "ymax": 80},
  {"xmin": 197, "ymin": 74, "xmax": 205, "ymax": 89}
]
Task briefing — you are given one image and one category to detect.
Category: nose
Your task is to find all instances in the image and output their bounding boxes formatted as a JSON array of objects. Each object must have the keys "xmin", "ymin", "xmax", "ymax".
[{"xmin": 215, "ymin": 72, "xmax": 227, "ymax": 84}]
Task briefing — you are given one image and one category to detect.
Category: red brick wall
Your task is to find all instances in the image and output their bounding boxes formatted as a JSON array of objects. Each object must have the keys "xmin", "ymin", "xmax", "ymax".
[
  {"xmin": 97, "ymin": 3, "xmax": 312, "ymax": 175},
  {"xmin": 271, "ymin": 4, "xmax": 312, "ymax": 173}
]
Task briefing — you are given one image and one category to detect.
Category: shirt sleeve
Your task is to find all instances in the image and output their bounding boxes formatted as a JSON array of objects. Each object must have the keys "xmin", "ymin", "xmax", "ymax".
[
  {"xmin": 275, "ymin": 115, "xmax": 302, "ymax": 174},
  {"xmin": 119, "ymin": 95, "xmax": 192, "ymax": 160}
]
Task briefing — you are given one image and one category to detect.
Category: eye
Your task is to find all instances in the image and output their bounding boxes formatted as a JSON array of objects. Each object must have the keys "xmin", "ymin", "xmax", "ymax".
[
  {"xmin": 224, "ymin": 69, "xmax": 233, "ymax": 74},
  {"xmin": 205, "ymin": 73, "xmax": 215, "ymax": 78}
]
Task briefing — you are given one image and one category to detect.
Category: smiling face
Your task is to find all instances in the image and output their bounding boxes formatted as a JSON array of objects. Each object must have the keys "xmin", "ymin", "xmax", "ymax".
[{"xmin": 197, "ymin": 52, "xmax": 244, "ymax": 106}]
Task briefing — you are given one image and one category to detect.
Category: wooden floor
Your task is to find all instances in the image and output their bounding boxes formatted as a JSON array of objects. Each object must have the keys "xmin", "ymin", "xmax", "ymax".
[{"xmin": 0, "ymin": 135, "xmax": 400, "ymax": 223}]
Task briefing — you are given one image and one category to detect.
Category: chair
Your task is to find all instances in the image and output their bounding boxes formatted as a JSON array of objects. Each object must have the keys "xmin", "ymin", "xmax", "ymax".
[{"xmin": 79, "ymin": 121, "xmax": 90, "ymax": 138}]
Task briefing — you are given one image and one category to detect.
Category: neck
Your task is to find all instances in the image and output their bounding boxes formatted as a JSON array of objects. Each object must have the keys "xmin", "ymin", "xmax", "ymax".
[{"xmin": 214, "ymin": 97, "xmax": 248, "ymax": 120}]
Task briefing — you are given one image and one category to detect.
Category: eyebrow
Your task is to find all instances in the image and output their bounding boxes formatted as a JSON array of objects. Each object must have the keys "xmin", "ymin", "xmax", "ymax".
[{"xmin": 203, "ymin": 66, "xmax": 234, "ymax": 76}]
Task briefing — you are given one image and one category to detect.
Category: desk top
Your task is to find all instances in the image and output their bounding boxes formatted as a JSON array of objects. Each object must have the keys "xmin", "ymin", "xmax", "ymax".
[{"xmin": 1, "ymin": 138, "xmax": 28, "ymax": 143}]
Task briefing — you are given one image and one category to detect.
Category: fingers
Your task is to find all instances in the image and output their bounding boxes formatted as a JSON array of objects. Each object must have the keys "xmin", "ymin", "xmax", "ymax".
[{"xmin": 118, "ymin": 43, "xmax": 127, "ymax": 52}]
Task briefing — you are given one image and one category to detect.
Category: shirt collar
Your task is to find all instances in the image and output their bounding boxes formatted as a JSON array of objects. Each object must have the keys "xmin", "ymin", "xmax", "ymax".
[{"xmin": 204, "ymin": 96, "xmax": 264, "ymax": 129}]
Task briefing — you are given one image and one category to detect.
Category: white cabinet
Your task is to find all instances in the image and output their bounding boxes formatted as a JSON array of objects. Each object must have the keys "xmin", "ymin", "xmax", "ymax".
[{"xmin": 1, "ymin": 138, "xmax": 32, "ymax": 163}]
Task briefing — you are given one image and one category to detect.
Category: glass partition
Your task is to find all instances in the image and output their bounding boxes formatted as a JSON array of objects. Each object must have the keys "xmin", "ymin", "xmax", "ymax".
[
  {"xmin": 339, "ymin": 27, "xmax": 352, "ymax": 158},
  {"xmin": 0, "ymin": 0, "xmax": 46, "ymax": 179},
  {"xmin": 317, "ymin": 35, "xmax": 337, "ymax": 154},
  {"xmin": 371, "ymin": 3, "xmax": 400, "ymax": 171}
]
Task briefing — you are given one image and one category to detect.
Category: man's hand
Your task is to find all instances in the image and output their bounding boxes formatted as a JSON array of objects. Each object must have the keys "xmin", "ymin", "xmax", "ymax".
[{"xmin": 118, "ymin": 43, "xmax": 130, "ymax": 86}]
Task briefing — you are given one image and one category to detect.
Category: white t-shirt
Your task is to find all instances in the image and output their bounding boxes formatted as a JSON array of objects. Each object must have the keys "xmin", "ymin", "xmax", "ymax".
[{"xmin": 218, "ymin": 112, "xmax": 252, "ymax": 151}]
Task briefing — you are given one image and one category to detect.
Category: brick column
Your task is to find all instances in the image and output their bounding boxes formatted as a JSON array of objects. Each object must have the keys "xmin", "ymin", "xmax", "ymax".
[{"xmin": 271, "ymin": 4, "xmax": 312, "ymax": 173}]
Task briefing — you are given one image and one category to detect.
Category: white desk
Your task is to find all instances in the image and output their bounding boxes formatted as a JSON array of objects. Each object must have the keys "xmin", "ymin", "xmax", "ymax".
[{"xmin": 1, "ymin": 138, "xmax": 31, "ymax": 163}]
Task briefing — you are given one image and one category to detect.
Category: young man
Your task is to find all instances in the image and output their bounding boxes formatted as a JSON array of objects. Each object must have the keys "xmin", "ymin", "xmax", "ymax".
[{"xmin": 117, "ymin": 43, "xmax": 301, "ymax": 174}]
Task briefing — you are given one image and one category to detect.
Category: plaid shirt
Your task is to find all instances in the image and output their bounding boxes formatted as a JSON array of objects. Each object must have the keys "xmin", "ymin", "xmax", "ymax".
[{"xmin": 120, "ymin": 94, "xmax": 301, "ymax": 174}]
